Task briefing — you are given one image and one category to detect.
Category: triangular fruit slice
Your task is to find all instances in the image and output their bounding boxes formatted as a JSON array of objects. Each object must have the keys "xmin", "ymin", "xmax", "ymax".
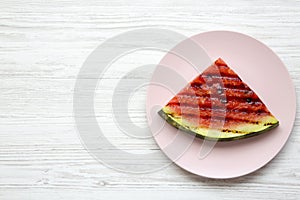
[{"xmin": 158, "ymin": 58, "xmax": 279, "ymax": 141}]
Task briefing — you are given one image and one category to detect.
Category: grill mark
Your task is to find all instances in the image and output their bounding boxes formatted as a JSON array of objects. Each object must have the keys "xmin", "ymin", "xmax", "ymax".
[
  {"xmin": 167, "ymin": 103, "xmax": 269, "ymax": 117},
  {"xmin": 190, "ymin": 82, "xmax": 249, "ymax": 91},
  {"xmin": 178, "ymin": 91, "xmax": 260, "ymax": 102},
  {"xmin": 221, "ymin": 129, "xmax": 245, "ymax": 134},
  {"xmin": 167, "ymin": 102, "xmax": 269, "ymax": 114},
  {"xmin": 180, "ymin": 91, "xmax": 211, "ymax": 97},
  {"xmin": 166, "ymin": 103, "xmax": 270, "ymax": 124},
  {"xmin": 202, "ymin": 72, "xmax": 241, "ymax": 79},
  {"xmin": 202, "ymin": 65, "xmax": 237, "ymax": 78},
  {"xmin": 169, "ymin": 111, "xmax": 273, "ymax": 132},
  {"xmin": 191, "ymin": 74, "xmax": 250, "ymax": 90},
  {"xmin": 169, "ymin": 95, "xmax": 264, "ymax": 106},
  {"xmin": 181, "ymin": 113, "xmax": 261, "ymax": 125},
  {"xmin": 193, "ymin": 75, "xmax": 242, "ymax": 82}
]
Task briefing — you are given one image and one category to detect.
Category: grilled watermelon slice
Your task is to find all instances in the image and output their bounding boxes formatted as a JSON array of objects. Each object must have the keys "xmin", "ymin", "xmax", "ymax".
[{"xmin": 158, "ymin": 58, "xmax": 279, "ymax": 141}]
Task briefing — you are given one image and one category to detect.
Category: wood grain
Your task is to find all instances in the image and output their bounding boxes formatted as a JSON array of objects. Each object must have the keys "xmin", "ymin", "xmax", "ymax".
[{"xmin": 0, "ymin": 0, "xmax": 299, "ymax": 199}]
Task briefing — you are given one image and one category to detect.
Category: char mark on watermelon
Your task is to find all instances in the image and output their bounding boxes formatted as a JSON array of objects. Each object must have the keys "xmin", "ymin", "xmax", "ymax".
[{"xmin": 158, "ymin": 58, "xmax": 279, "ymax": 141}]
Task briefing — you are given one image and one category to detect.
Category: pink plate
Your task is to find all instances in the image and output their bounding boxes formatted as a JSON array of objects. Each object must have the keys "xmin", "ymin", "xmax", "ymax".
[{"xmin": 146, "ymin": 31, "xmax": 296, "ymax": 179}]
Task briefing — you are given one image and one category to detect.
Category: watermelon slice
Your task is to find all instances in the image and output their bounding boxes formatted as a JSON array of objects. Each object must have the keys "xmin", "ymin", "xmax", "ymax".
[{"xmin": 158, "ymin": 58, "xmax": 279, "ymax": 141}]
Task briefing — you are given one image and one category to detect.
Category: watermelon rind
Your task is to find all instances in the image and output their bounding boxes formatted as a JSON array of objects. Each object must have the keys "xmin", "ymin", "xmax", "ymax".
[{"xmin": 158, "ymin": 108, "xmax": 279, "ymax": 142}]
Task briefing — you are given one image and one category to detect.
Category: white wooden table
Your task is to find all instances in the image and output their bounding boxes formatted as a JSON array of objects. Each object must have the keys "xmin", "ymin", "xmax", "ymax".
[{"xmin": 0, "ymin": 0, "xmax": 299, "ymax": 199}]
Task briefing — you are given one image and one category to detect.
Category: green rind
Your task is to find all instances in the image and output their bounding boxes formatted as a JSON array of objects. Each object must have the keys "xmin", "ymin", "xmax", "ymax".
[{"xmin": 158, "ymin": 109, "xmax": 279, "ymax": 142}]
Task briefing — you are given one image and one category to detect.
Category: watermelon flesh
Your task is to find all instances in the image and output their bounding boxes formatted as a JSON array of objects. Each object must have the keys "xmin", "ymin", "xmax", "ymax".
[{"xmin": 158, "ymin": 58, "xmax": 279, "ymax": 141}]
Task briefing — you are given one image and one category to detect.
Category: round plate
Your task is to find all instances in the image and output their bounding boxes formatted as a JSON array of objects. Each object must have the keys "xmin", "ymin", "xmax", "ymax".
[{"xmin": 146, "ymin": 31, "xmax": 296, "ymax": 179}]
